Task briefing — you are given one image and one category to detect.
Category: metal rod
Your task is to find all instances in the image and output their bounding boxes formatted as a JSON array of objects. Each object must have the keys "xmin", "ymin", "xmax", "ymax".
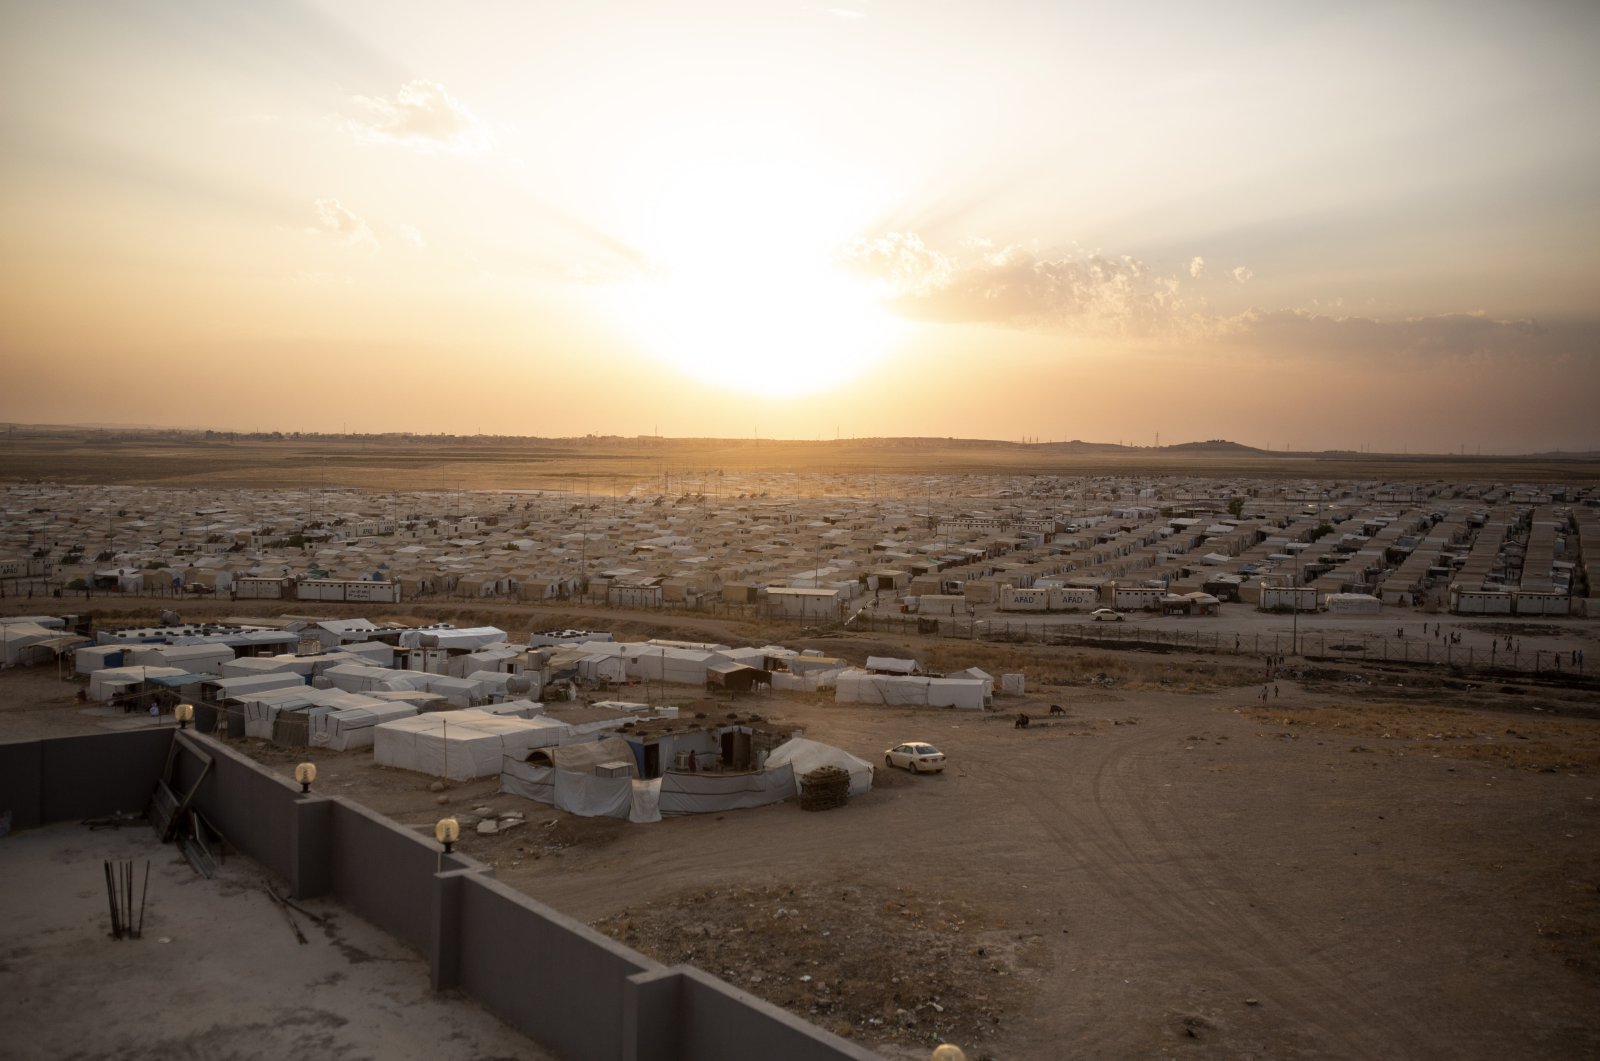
[
  {"xmin": 104, "ymin": 861, "xmax": 120, "ymax": 939},
  {"xmin": 137, "ymin": 861, "xmax": 150, "ymax": 939}
]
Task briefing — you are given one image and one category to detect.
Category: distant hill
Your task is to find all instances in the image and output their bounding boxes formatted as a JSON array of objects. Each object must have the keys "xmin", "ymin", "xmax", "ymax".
[{"xmin": 1158, "ymin": 439, "xmax": 1269, "ymax": 455}]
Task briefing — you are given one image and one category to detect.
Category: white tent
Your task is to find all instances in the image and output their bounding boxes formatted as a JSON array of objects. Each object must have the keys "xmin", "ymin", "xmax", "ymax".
[
  {"xmin": 199, "ymin": 672, "xmax": 307, "ymax": 702},
  {"xmin": 74, "ymin": 644, "xmax": 127, "ymax": 675},
  {"xmin": 834, "ymin": 669, "xmax": 985, "ymax": 710},
  {"xmin": 87, "ymin": 666, "xmax": 186, "ymax": 701},
  {"xmin": 414, "ymin": 673, "xmax": 489, "ymax": 708},
  {"xmin": 125, "ymin": 642, "xmax": 234, "ymax": 675},
  {"xmin": 220, "ymin": 655, "xmax": 318, "ymax": 679},
  {"xmin": 333, "ymin": 640, "xmax": 397, "ymax": 666},
  {"xmin": 374, "ymin": 709, "xmax": 565, "ymax": 780},
  {"xmin": 310, "ymin": 701, "xmax": 419, "ymax": 750},
  {"xmin": 478, "ymin": 698, "xmax": 544, "ymax": 718},
  {"xmin": 764, "ymin": 738, "xmax": 873, "ymax": 796},
  {"xmin": 321, "ymin": 663, "xmax": 422, "ymax": 695},
  {"xmin": 0, "ymin": 622, "xmax": 64, "ymax": 667}
]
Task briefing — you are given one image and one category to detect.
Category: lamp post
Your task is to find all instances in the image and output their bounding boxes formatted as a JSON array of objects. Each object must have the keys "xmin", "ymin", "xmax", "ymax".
[
  {"xmin": 294, "ymin": 762, "xmax": 317, "ymax": 793},
  {"xmin": 435, "ymin": 817, "xmax": 460, "ymax": 855},
  {"xmin": 175, "ymin": 702, "xmax": 193, "ymax": 730}
]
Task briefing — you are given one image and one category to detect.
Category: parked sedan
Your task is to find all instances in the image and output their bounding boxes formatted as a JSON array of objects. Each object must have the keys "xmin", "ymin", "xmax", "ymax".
[
  {"xmin": 884, "ymin": 742, "xmax": 946, "ymax": 773},
  {"xmin": 1090, "ymin": 608, "xmax": 1124, "ymax": 622}
]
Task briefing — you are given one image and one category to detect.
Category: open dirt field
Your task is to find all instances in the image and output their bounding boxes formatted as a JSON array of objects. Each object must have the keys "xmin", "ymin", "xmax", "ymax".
[
  {"xmin": 4, "ymin": 601, "xmax": 1598, "ymax": 1059},
  {"xmin": 5, "ymin": 428, "xmax": 1598, "ymax": 490}
]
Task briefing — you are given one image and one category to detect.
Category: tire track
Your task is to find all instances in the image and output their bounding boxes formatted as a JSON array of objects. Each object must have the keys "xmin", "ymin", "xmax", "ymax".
[{"xmin": 986, "ymin": 720, "xmax": 1421, "ymax": 1057}]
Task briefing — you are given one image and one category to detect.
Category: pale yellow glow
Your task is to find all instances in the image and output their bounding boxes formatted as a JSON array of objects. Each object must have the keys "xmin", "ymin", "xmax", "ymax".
[{"xmin": 609, "ymin": 159, "xmax": 905, "ymax": 395}]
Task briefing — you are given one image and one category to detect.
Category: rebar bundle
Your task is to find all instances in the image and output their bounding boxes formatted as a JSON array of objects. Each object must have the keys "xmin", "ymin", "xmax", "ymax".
[{"xmin": 103, "ymin": 859, "xmax": 149, "ymax": 940}]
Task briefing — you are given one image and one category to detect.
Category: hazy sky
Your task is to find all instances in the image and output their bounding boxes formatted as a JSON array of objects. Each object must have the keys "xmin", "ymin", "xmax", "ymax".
[{"xmin": 3, "ymin": 1, "xmax": 1597, "ymax": 453}]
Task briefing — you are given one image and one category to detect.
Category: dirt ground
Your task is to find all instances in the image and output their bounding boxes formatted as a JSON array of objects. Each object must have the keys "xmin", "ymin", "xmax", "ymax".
[{"xmin": 4, "ymin": 611, "xmax": 1600, "ymax": 1059}]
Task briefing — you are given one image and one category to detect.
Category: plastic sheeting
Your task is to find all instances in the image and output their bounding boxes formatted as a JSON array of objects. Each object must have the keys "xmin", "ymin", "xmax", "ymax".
[
  {"xmin": 770, "ymin": 669, "xmax": 841, "ymax": 693},
  {"xmin": 500, "ymin": 759, "xmax": 662, "ymax": 824},
  {"xmin": 656, "ymin": 766, "xmax": 796, "ymax": 816},
  {"xmin": 555, "ymin": 771, "xmax": 632, "ymax": 818},
  {"xmin": 630, "ymin": 779, "xmax": 661, "ymax": 823},
  {"xmin": 765, "ymin": 738, "xmax": 873, "ymax": 796}
]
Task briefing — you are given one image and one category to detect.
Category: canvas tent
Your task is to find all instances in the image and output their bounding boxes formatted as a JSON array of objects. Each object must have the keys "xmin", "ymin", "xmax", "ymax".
[
  {"xmin": 834, "ymin": 669, "xmax": 986, "ymax": 710},
  {"xmin": 124, "ymin": 642, "xmax": 234, "ymax": 675},
  {"xmin": 87, "ymin": 666, "xmax": 186, "ymax": 702},
  {"xmin": 1, "ymin": 622, "xmax": 85, "ymax": 667},
  {"xmin": 310, "ymin": 701, "xmax": 420, "ymax": 750},
  {"xmin": 321, "ymin": 663, "xmax": 422, "ymax": 695},
  {"xmin": 764, "ymin": 738, "xmax": 873, "ymax": 796},
  {"xmin": 374, "ymin": 709, "xmax": 566, "ymax": 780}
]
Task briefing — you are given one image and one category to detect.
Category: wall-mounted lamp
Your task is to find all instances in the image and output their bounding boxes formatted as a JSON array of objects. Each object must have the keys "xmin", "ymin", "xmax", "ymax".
[
  {"xmin": 435, "ymin": 817, "xmax": 460, "ymax": 854},
  {"xmin": 294, "ymin": 762, "xmax": 317, "ymax": 793},
  {"xmin": 174, "ymin": 702, "xmax": 194, "ymax": 730},
  {"xmin": 929, "ymin": 1046, "xmax": 967, "ymax": 1061}
]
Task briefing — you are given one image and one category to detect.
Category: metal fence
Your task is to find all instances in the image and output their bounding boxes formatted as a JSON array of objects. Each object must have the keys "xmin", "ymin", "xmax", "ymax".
[{"xmin": 837, "ymin": 613, "xmax": 1591, "ymax": 681}]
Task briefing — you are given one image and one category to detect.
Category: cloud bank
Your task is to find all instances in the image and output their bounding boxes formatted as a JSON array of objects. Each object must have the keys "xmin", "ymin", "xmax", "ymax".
[
  {"xmin": 844, "ymin": 231, "xmax": 1574, "ymax": 365},
  {"xmin": 350, "ymin": 81, "xmax": 488, "ymax": 154},
  {"xmin": 842, "ymin": 232, "xmax": 1203, "ymax": 336}
]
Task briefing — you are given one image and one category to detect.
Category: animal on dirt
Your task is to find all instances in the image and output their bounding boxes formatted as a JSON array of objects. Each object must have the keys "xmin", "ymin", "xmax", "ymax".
[
  {"xmin": 1014, "ymin": 712, "xmax": 1031, "ymax": 729},
  {"xmin": 1048, "ymin": 704, "xmax": 1065, "ymax": 716}
]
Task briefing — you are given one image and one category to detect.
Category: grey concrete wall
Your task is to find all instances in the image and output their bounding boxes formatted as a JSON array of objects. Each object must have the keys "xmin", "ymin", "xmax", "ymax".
[
  {"xmin": 5, "ymin": 729, "xmax": 890, "ymax": 1061},
  {"xmin": 175, "ymin": 733, "xmax": 304, "ymax": 887},
  {"xmin": 0, "ymin": 739, "xmax": 44, "ymax": 831},
  {"xmin": 671, "ymin": 966, "xmax": 882, "ymax": 1061},
  {"xmin": 455, "ymin": 873, "xmax": 657, "ymax": 1061},
  {"xmin": 327, "ymin": 798, "xmax": 457, "ymax": 955},
  {"xmin": 0, "ymin": 729, "xmax": 173, "ymax": 832}
]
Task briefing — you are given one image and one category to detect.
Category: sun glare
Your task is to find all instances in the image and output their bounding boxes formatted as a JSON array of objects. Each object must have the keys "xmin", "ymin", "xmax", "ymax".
[{"xmin": 611, "ymin": 161, "xmax": 904, "ymax": 396}]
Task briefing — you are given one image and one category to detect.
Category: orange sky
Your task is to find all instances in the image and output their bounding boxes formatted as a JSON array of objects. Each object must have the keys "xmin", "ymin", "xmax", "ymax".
[{"xmin": 2, "ymin": 1, "xmax": 1598, "ymax": 453}]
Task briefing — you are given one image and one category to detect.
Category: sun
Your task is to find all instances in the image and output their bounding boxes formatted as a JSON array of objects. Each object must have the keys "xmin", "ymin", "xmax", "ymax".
[{"xmin": 609, "ymin": 161, "xmax": 905, "ymax": 396}]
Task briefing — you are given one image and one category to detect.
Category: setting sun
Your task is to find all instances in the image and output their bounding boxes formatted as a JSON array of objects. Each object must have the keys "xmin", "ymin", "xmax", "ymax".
[{"xmin": 606, "ymin": 159, "xmax": 905, "ymax": 395}]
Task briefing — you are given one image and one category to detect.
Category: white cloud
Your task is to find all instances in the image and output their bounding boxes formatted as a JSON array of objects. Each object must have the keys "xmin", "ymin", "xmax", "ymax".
[
  {"xmin": 310, "ymin": 198, "xmax": 378, "ymax": 251},
  {"xmin": 1231, "ymin": 265, "xmax": 1254, "ymax": 284},
  {"xmin": 843, "ymin": 232, "xmax": 1205, "ymax": 336},
  {"xmin": 350, "ymin": 80, "xmax": 489, "ymax": 154},
  {"xmin": 396, "ymin": 223, "xmax": 427, "ymax": 250},
  {"xmin": 1189, "ymin": 256, "xmax": 1206, "ymax": 279}
]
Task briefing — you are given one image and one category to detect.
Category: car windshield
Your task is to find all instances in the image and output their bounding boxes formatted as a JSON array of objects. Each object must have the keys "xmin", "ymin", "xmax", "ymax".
[{"xmin": 910, "ymin": 745, "xmax": 939, "ymax": 755}]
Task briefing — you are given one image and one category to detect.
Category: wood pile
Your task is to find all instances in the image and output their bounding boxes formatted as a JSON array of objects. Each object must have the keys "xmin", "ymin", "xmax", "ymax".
[{"xmin": 799, "ymin": 765, "xmax": 851, "ymax": 811}]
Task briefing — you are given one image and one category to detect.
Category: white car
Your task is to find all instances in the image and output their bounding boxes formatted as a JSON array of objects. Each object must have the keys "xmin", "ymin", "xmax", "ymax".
[
  {"xmin": 884, "ymin": 742, "xmax": 946, "ymax": 773},
  {"xmin": 1090, "ymin": 608, "xmax": 1124, "ymax": 622}
]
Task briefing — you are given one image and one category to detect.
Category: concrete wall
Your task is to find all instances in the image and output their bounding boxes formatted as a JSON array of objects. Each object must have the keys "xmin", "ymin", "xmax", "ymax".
[
  {"xmin": 0, "ymin": 727, "xmax": 174, "ymax": 832},
  {"xmin": 454, "ymin": 874, "xmax": 652, "ymax": 1061},
  {"xmin": 3, "ymin": 729, "xmax": 876, "ymax": 1061}
]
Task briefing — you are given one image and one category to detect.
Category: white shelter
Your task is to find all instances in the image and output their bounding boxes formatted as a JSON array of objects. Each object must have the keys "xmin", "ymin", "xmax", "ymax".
[{"xmin": 373, "ymin": 709, "xmax": 567, "ymax": 780}]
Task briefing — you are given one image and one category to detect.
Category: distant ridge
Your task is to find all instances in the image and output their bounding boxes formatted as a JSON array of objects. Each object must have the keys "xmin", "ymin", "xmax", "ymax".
[{"xmin": 0, "ymin": 423, "xmax": 1595, "ymax": 459}]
